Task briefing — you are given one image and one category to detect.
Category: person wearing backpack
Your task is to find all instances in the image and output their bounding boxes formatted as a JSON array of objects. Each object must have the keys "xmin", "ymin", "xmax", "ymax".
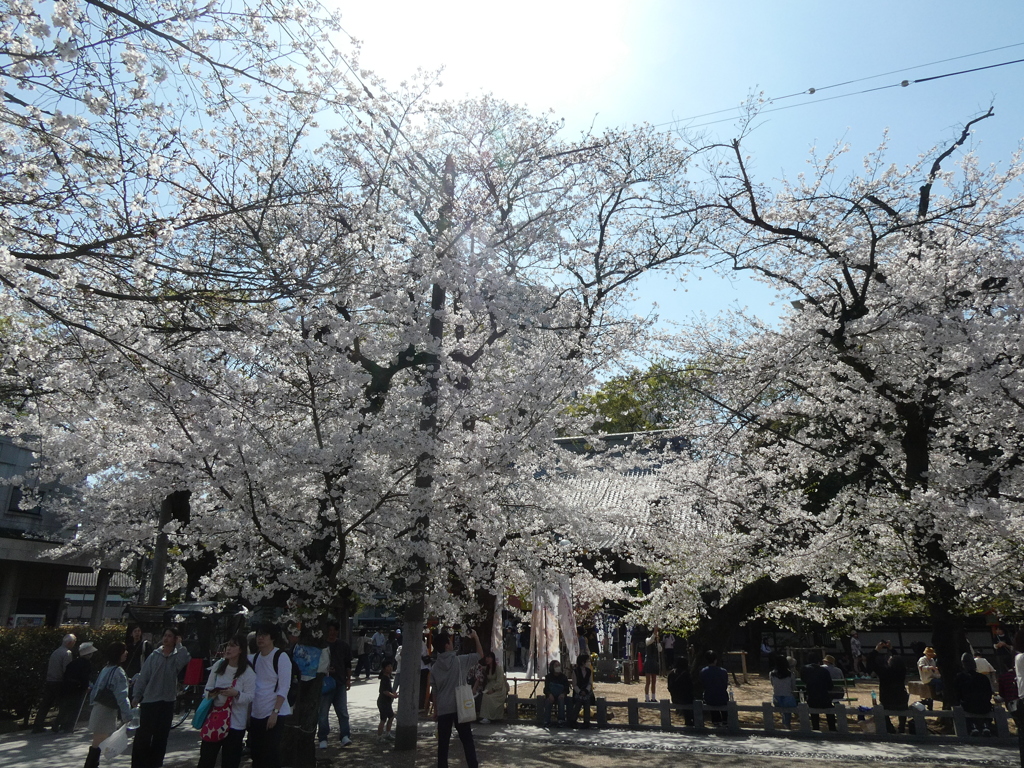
[{"xmin": 248, "ymin": 624, "xmax": 292, "ymax": 768}]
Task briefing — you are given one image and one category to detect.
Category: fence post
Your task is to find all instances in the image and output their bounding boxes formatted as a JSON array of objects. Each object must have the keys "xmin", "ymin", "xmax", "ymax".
[
  {"xmin": 596, "ymin": 697, "xmax": 608, "ymax": 727},
  {"xmin": 627, "ymin": 698, "xmax": 639, "ymax": 728},
  {"xmin": 660, "ymin": 698, "xmax": 671, "ymax": 730},
  {"xmin": 835, "ymin": 703, "xmax": 849, "ymax": 734},
  {"xmin": 952, "ymin": 705, "xmax": 968, "ymax": 738},
  {"xmin": 506, "ymin": 694, "xmax": 519, "ymax": 722},
  {"xmin": 762, "ymin": 701, "xmax": 775, "ymax": 733},
  {"xmin": 693, "ymin": 700, "xmax": 704, "ymax": 729},
  {"xmin": 727, "ymin": 701, "xmax": 740, "ymax": 734},
  {"xmin": 994, "ymin": 704, "xmax": 1010, "ymax": 737},
  {"xmin": 913, "ymin": 706, "xmax": 927, "ymax": 737},
  {"xmin": 872, "ymin": 705, "xmax": 887, "ymax": 736},
  {"xmin": 797, "ymin": 702, "xmax": 811, "ymax": 733}
]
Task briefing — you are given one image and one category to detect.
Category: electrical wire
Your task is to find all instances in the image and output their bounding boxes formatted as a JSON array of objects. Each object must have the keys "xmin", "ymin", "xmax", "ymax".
[
  {"xmin": 667, "ymin": 55, "xmax": 1024, "ymax": 131},
  {"xmin": 655, "ymin": 42, "xmax": 1024, "ymax": 131}
]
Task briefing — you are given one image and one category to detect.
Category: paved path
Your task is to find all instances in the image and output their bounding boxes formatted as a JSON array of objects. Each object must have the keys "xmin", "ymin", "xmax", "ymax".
[{"xmin": 2, "ymin": 674, "xmax": 1019, "ymax": 768}]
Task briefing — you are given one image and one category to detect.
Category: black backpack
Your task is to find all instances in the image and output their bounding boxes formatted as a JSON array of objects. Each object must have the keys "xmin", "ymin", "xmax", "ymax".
[{"xmin": 271, "ymin": 648, "xmax": 300, "ymax": 707}]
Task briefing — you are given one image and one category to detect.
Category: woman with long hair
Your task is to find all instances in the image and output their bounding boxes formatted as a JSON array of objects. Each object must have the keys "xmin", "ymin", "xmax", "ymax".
[
  {"xmin": 478, "ymin": 652, "xmax": 507, "ymax": 724},
  {"xmin": 83, "ymin": 643, "xmax": 133, "ymax": 768},
  {"xmin": 123, "ymin": 625, "xmax": 152, "ymax": 679},
  {"xmin": 197, "ymin": 634, "xmax": 256, "ymax": 768},
  {"xmin": 769, "ymin": 654, "xmax": 796, "ymax": 729}
]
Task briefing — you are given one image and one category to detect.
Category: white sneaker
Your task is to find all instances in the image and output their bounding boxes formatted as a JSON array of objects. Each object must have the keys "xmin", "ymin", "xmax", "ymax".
[
  {"xmin": 479, "ymin": 718, "xmax": 490, "ymax": 724},
  {"xmin": 319, "ymin": 740, "xmax": 328, "ymax": 749},
  {"xmin": 341, "ymin": 736, "xmax": 352, "ymax": 747}
]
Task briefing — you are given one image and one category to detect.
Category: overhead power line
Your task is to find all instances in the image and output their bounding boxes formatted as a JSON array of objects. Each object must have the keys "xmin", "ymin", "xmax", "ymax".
[{"xmin": 657, "ymin": 43, "xmax": 1024, "ymax": 131}]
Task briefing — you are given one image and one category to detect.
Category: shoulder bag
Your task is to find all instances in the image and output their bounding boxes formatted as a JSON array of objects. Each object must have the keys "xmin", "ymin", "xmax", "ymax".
[
  {"xmin": 200, "ymin": 678, "xmax": 236, "ymax": 742},
  {"xmin": 94, "ymin": 667, "xmax": 119, "ymax": 709}
]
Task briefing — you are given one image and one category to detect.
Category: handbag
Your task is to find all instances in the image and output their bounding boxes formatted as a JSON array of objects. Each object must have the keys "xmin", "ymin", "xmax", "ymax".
[
  {"xmin": 200, "ymin": 678, "xmax": 236, "ymax": 742},
  {"xmin": 99, "ymin": 723, "xmax": 129, "ymax": 759},
  {"xmin": 94, "ymin": 668, "xmax": 119, "ymax": 709},
  {"xmin": 321, "ymin": 674, "xmax": 337, "ymax": 695},
  {"xmin": 455, "ymin": 683, "xmax": 476, "ymax": 724},
  {"xmin": 201, "ymin": 701, "xmax": 232, "ymax": 742},
  {"xmin": 191, "ymin": 695, "xmax": 215, "ymax": 729}
]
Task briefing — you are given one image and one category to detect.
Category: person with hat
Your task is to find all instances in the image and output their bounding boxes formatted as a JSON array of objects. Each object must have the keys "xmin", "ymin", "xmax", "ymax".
[{"xmin": 55, "ymin": 641, "xmax": 99, "ymax": 733}]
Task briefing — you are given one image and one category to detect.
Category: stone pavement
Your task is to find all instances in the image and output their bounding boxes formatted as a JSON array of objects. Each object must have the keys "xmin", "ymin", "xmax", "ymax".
[{"xmin": 2, "ymin": 674, "xmax": 1019, "ymax": 768}]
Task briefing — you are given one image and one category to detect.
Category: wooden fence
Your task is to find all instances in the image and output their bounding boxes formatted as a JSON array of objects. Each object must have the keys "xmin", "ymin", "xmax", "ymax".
[{"xmin": 503, "ymin": 694, "xmax": 1017, "ymax": 745}]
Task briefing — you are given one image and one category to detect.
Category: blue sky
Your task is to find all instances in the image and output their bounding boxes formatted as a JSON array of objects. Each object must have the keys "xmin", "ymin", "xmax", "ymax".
[{"xmin": 336, "ymin": 1, "xmax": 1024, "ymax": 328}]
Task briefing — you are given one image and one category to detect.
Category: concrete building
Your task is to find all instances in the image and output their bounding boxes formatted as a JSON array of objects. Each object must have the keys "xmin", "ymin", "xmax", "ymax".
[{"xmin": 0, "ymin": 435, "xmax": 115, "ymax": 627}]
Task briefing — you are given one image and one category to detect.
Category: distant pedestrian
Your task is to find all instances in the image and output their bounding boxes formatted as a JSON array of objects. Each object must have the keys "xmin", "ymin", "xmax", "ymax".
[
  {"xmin": 662, "ymin": 633, "xmax": 676, "ymax": 670},
  {"xmin": 83, "ymin": 643, "xmax": 133, "ymax": 768},
  {"xmin": 644, "ymin": 628, "xmax": 661, "ymax": 703},
  {"xmin": 376, "ymin": 659, "xmax": 397, "ymax": 742},
  {"xmin": 353, "ymin": 630, "xmax": 370, "ymax": 680},
  {"xmin": 56, "ymin": 641, "xmax": 98, "ymax": 733},
  {"xmin": 33, "ymin": 633, "xmax": 76, "ymax": 732},
  {"xmin": 131, "ymin": 627, "xmax": 191, "ymax": 768},
  {"xmin": 318, "ymin": 620, "xmax": 352, "ymax": 749},
  {"xmin": 849, "ymin": 630, "xmax": 865, "ymax": 677}
]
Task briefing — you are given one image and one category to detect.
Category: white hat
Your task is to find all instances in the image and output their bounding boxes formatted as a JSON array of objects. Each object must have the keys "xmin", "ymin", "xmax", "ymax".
[{"xmin": 78, "ymin": 641, "xmax": 98, "ymax": 656}]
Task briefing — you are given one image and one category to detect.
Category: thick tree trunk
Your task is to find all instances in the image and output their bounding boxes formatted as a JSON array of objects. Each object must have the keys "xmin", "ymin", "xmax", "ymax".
[
  {"xmin": 395, "ymin": 593, "xmax": 426, "ymax": 750},
  {"xmin": 687, "ymin": 575, "xmax": 808, "ymax": 692}
]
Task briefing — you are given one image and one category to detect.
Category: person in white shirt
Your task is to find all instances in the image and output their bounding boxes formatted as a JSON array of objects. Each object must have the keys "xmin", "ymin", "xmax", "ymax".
[
  {"xmin": 199, "ymin": 634, "xmax": 256, "ymax": 768},
  {"xmin": 973, "ymin": 651, "xmax": 997, "ymax": 691},
  {"xmin": 248, "ymin": 624, "xmax": 292, "ymax": 768}
]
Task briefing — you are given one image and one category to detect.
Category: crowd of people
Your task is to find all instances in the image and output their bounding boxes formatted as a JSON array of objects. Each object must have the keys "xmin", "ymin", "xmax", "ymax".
[{"xmin": 26, "ymin": 619, "xmax": 1024, "ymax": 768}]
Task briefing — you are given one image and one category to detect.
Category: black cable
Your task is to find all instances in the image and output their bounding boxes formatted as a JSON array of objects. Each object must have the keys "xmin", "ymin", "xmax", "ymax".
[
  {"xmin": 673, "ymin": 56, "xmax": 1024, "ymax": 131},
  {"xmin": 655, "ymin": 43, "xmax": 1024, "ymax": 131}
]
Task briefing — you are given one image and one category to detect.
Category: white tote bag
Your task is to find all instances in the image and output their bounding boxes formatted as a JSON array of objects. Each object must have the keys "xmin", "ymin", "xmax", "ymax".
[
  {"xmin": 455, "ymin": 683, "xmax": 476, "ymax": 724},
  {"xmin": 99, "ymin": 723, "xmax": 129, "ymax": 760}
]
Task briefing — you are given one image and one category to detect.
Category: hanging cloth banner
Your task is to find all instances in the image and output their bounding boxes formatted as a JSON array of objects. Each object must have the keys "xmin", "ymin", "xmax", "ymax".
[
  {"xmin": 491, "ymin": 592, "xmax": 504, "ymax": 660},
  {"xmin": 555, "ymin": 575, "xmax": 580, "ymax": 662},
  {"xmin": 525, "ymin": 579, "xmax": 577, "ymax": 676}
]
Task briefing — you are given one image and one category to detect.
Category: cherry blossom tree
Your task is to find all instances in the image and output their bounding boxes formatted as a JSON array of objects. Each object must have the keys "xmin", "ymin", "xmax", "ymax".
[
  {"xmin": 2, "ymin": 2, "xmax": 715, "ymax": 743},
  {"xmin": 635, "ymin": 111, "xmax": 1024, "ymax": 690}
]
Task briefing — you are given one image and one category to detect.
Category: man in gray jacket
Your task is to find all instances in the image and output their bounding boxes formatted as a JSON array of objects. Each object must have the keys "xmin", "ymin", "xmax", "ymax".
[
  {"xmin": 32, "ymin": 634, "xmax": 76, "ymax": 732},
  {"xmin": 131, "ymin": 627, "xmax": 190, "ymax": 768},
  {"xmin": 431, "ymin": 629, "xmax": 483, "ymax": 768}
]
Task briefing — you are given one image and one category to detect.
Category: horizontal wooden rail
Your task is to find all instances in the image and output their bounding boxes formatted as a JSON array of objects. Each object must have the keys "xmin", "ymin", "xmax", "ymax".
[{"xmin": 502, "ymin": 693, "xmax": 1015, "ymax": 744}]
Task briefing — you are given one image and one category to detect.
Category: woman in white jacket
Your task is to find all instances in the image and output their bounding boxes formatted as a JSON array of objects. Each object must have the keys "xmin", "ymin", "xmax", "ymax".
[{"xmin": 198, "ymin": 634, "xmax": 256, "ymax": 768}]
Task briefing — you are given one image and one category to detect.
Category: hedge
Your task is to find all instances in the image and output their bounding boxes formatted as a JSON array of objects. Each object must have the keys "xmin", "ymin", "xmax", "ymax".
[{"xmin": 0, "ymin": 625, "xmax": 126, "ymax": 720}]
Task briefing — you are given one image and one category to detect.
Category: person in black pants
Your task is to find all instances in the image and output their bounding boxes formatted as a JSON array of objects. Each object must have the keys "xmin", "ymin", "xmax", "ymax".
[
  {"xmin": 869, "ymin": 642, "xmax": 911, "ymax": 734},
  {"xmin": 801, "ymin": 661, "xmax": 837, "ymax": 731},
  {"xmin": 248, "ymin": 624, "xmax": 292, "ymax": 768},
  {"xmin": 431, "ymin": 629, "xmax": 482, "ymax": 768},
  {"xmin": 131, "ymin": 627, "xmax": 191, "ymax": 768}
]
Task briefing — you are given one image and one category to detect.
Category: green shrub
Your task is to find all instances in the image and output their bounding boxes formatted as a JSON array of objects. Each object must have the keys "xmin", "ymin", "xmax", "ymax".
[{"xmin": 0, "ymin": 625, "xmax": 126, "ymax": 719}]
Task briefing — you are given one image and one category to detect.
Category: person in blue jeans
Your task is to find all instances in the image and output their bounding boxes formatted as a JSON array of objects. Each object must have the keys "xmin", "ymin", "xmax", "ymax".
[
  {"xmin": 769, "ymin": 655, "xmax": 797, "ymax": 728},
  {"xmin": 318, "ymin": 621, "xmax": 351, "ymax": 748}
]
